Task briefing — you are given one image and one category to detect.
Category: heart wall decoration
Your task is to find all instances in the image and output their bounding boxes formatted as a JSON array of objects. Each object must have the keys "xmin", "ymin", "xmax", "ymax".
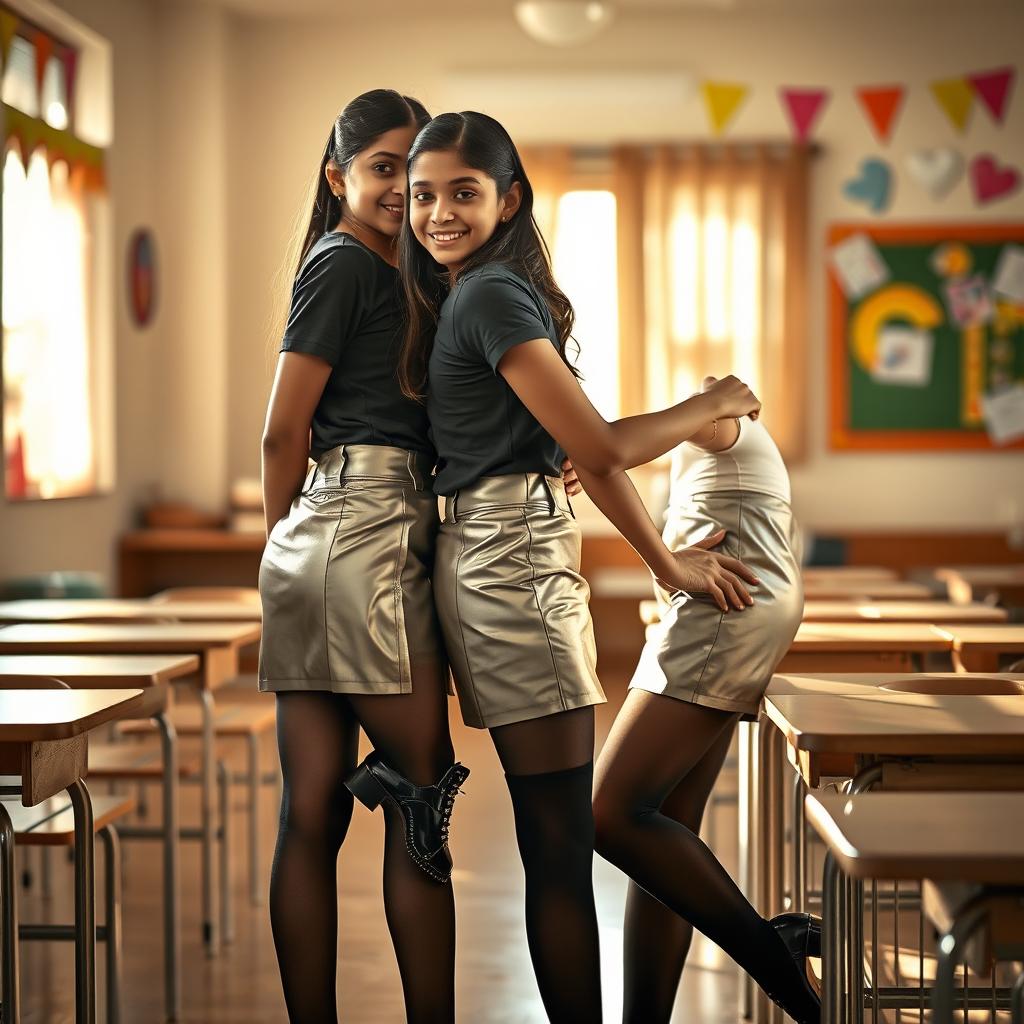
[
  {"xmin": 843, "ymin": 158, "xmax": 892, "ymax": 213},
  {"xmin": 970, "ymin": 154, "xmax": 1022, "ymax": 205},
  {"xmin": 905, "ymin": 148, "xmax": 965, "ymax": 200}
]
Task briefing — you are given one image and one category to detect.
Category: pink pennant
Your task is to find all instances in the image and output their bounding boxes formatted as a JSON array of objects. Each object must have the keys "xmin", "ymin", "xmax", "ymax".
[
  {"xmin": 780, "ymin": 88, "xmax": 829, "ymax": 143},
  {"xmin": 968, "ymin": 66, "xmax": 1015, "ymax": 123}
]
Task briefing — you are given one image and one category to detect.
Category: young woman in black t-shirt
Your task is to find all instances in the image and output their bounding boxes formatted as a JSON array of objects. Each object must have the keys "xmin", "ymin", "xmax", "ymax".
[
  {"xmin": 397, "ymin": 113, "xmax": 809, "ymax": 1024},
  {"xmin": 259, "ymin": 90, "xmax": 466, "ymax": 1024}
]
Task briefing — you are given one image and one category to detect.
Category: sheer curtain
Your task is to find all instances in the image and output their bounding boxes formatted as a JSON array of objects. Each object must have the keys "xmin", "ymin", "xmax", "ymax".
[{"xmin": 616, "ymin": 143, "xmax": 810, "ymax": 462}]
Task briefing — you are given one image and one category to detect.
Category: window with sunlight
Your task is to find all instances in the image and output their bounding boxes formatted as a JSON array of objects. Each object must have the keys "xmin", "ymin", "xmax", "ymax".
[
  {"xmin": 551, "ymin": 190, "xmax": 620, "ymax": 420},
  {"xmin": 2, "ymin": 18, "xmax": 110, "ymax": 500}
]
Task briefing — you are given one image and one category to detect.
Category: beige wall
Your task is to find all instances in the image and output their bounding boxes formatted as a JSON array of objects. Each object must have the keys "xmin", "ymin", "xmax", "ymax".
[{"xmin": 3, "ymin": 0, "xmax": 1024, "ymax": 588}]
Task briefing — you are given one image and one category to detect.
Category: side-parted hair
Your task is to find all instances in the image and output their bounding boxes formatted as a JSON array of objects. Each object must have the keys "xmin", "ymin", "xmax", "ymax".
[{"xmin": 397, "ymin": 111, "xmax": 578, "ymax": 400}]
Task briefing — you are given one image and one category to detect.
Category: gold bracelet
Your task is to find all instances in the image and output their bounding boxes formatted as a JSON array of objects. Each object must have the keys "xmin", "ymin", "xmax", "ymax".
[{"xmin": 710, "ymin": 419, "xmax": 718, "ymax": 440}]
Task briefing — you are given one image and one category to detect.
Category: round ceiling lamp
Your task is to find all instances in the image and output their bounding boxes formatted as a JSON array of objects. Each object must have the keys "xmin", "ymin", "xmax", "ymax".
[{"xmin": 513, "ymin": 1, "xmax": 615, "ymax": 47}]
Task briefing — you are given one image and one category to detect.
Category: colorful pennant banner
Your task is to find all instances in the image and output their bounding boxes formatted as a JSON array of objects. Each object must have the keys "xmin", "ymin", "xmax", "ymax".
[
  {"xmin": 968, "ymin": 66, "xmax": 1015, "ymax": 123},
  {"xmin": 856, "ymin": 86, "xmax": 904, "ymax": 144},
  {"xmin": 779, "ymin": 88, "xmax": 829, "ymax": 143},
  {"xmin": 930, "ymin": 77, "xmax": 975, "ymax": 133},
  {"xmin": 3, "ymin": 102, "xmax": 106, "ymax": 191},
  {"xmin": 701, "ymin": 81, "xmax": 749, "ymax": 136}
]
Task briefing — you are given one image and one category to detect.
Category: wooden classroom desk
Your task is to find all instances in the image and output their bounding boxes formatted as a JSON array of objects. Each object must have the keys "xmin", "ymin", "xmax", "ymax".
[
  {"xmin": 805, "ymin": 790, "xmax": 1024, "ymax": 884},
  {"xmin": 933, "ymin": 564, "xmax": 1024, "ymax": 607},
  {"xmin": 776, "ymin": 622, "xmax": 953, "ymax": 673},
  {"xmin": 805, "ymin": 791, "xmax": 1024, "ymax": 1024},
  {"xmin": 802, "ymin": 566, "xmax": 899, "ymax": 582},
  {"xmin": 801, "ymin": 580, "xmax": 934, "ymax": 601},
  {"xmin": 0, "ymin": 599, "xmax": 261, "ymax": 625},
  {"xmin": 0, "ymin": 688, "xmax": 146, "ymax": 1024},
  {"xmin": 801, "ymin": 600, "xmax": 1007, "ymax": 624},
  {"xmin": 933, "ymin": 624, "xmax": 1024, "ymax": 673},
  {"xmin": 0, "ymin": 653, "xmax": 198, "ymax": 1019},
  {"xmin": 0, "ymin": 622, "xmax": 260, "ymax": 956}
]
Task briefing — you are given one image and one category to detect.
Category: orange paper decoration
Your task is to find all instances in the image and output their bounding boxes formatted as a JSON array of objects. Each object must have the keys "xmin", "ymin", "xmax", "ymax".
[{"xmin": 856, "ymin": 86, "xmax": 905, "ymax": 144}]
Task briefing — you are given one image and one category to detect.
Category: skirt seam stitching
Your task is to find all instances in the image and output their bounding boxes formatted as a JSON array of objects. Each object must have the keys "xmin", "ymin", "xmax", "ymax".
[
  {"xmin": 452, "ymin": 518, "xmax": 486, "ymax": 725},
  {"xmin": 322, "ymin": 495, "xmax": 347, "ymax": 684},
  {"xmin": 523, "ymin": 505, "xmax": 566, "ymax": 709}
]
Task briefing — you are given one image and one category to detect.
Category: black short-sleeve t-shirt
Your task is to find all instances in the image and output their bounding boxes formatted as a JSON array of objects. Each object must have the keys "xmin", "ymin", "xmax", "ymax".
[
  {"xmin": 428, "ymin": 263, "xmax": 565, "ymax": 496},
  {"xmin": 281, "ymin": 232, "xmax": 432, "ymax": 460}
]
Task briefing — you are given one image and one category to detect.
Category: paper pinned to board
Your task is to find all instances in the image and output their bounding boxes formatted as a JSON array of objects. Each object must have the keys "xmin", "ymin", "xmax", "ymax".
[
  {"xmin": 830, "ymin": 233, "xmax": 890, "ymax": 300},
  {"xmin": 871, "ymin": 326, "xmax": 934, "ymax": 387},
  {"xmin": 992, "ymin": 244, "xmax": 1024, "ymax": 304},
  {"xmin": 981, "ymin": 384, "xmax": 1024, "ymax": 445},
  {"xmin": 943, "ymin": 273, "xmax": 995, "ymax": 327}
]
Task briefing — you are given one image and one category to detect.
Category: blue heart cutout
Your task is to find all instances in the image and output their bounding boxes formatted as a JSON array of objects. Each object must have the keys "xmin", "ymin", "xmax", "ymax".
[{"xmin": 843, "ymin": 158, "xmax": 891, "ymax": 213}]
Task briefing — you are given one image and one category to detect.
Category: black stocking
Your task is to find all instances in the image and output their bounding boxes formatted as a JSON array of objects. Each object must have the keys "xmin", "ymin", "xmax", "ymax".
[
  {"xmin": 491, "ymin": 707, "xmax": 602, "ymax": 1024},
  {"xmin": 270, "ymin": 691, "xmax": 358, "ymax": 1024},
  {"xmin": 593, "ymin": 692, "xmax": 818, "ymax": 1024},
  {"xmin": 347, "ymin": 661, "xmax": 458, "ymax": 1024}
]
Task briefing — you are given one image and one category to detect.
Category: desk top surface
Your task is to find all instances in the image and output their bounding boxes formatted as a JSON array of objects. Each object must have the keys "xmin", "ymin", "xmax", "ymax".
[
  {"xmin": 801, "ymin": 600, "xmax": 1006, "ymax": 624},
  {"xmin": 791, "ymin": 622, "xmax": 954, "ymax": 651},
  {"xmin": 805, "ymin": 791, "xmax": 1024, "ymax": 882},
  {"xmin": 0, "ymin": 599, "xmax": 261, "ymax": 624},
  {"xmin": 933, "ymin": 624, "xmax": 1024, "ymax": 650},
  {"xmin": 764, "ymin": 688, "xmax": 1024, "ymax": 754},
  {"xmin": 0, "ymin": 689, "xmax": 147, "ymax": 740},
  {"xmin": 0, "ymin": 654, "xmax": 200, "ymax": 687},
  {"xmin": 0, "ymin": 621, "xmax": 261, "ymax": 653},
  {"xmin": 801, "ymin": 580, "xmax": 934, "ymax": 600}
]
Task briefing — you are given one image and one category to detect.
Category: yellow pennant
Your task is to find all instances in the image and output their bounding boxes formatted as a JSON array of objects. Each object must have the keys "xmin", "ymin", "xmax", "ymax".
[
  {"xmin": 701, "ymin": 81, "xmax": 748, "ymax": 136},
  {"xmin": 929, "ymin": 77, "xmax": 974, "ymax": 133},
  {"xmin": 0, "ymin": 10, "xmax": 19, "ymax": 69}
]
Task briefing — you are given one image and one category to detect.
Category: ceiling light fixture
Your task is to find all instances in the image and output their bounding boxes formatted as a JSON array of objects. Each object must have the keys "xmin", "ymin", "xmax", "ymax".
[{"xmin": 513, "ymin": 1, "xmax": 615, "ymax": 47}]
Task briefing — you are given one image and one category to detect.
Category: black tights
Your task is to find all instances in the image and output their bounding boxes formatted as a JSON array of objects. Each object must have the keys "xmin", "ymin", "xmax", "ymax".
[
  {"xmin": 270, "ymin": 673, "xmax": 456, "ymax": 1024},
  {"xmin": 593, "ymin": 691, "xmax": 818, "ymax": 1024},
  {"xmin": 491, "ymin": 706, "xmax": 603, "ymax": 1024}
]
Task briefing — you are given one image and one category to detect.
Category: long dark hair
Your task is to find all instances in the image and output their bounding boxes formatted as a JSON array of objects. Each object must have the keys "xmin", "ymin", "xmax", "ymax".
[
  {"xmin": 398, "ymin": 111, "xmax": 577, "ymax": 400},
  {"xmin": 294, "ymin": 89, "xmax": 430, "ymax": 278}
]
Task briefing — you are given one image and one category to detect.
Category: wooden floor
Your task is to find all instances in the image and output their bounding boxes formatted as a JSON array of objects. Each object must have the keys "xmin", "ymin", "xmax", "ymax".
[{"xmin": 16, "ymin": 667, "xmax": 741, "ymax": 1023}]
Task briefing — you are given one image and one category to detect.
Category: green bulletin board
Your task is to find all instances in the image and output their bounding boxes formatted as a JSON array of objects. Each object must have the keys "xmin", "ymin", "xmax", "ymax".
[{"xmin": 828, "ymin": 223, "xmax": 1024, "ymax": 449}]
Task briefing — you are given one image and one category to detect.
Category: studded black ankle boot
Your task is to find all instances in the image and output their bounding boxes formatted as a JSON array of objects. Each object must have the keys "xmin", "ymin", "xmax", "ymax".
[{"xmin": 344, "ymin": 751, "xmax": 470, "ymax": 883}]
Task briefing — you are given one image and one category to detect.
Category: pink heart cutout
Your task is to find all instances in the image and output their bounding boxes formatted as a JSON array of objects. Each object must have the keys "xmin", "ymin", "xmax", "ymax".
[{"xmin": 970, "ymin": 154, "xmax": 1021, "ymax": 204}]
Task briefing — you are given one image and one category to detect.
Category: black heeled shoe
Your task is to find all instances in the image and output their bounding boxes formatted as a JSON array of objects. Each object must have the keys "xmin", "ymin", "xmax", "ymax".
[
  {"xmin": 771, "ymin": 911, "xmax": 822, "ymax": 961},
  {"xmin": 765, "ymin": 912, "xmax": 822, "ymax": 1024},
  {"xmin": 345, "ymin": 751, "xmax": 470, "ymax": 884}
]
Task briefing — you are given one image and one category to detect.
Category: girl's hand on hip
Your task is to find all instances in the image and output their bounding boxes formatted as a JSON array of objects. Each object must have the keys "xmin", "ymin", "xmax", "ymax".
[
  {"xmin": 655, "ymin": 529, "xmax": 760, "ymax": 613},
  {"xmin": 561, "ymin": 457, "xmax": 583, "ymax": 497},
  {"xmin": 703, "ymin": 375, "xmax": 762, "ymax": 421}
]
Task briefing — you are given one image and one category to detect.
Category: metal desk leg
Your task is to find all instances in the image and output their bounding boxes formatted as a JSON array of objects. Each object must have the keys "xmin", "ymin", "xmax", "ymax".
[
  {"xmin": 933, "ymin": 900, "xmax": 988, "ymax": 1024},
  {"xmin": 199, "ymin": 690, "xmax": 217, "ymax": 956},
  {"xmin": 68, "ymin": 778, "xmax": 97, "ymax": 1024},
  {"xmin": 247, "ymin": 732, "xmax": 260, "ymax": 906},
  {"xmin": 0, "ymin": 801, "xmax": 20, "ymax": 1023},
  {"xmin": 99, "ymin": 826, "xmax": 122, "ymax": 1024},
  {"xmin": 739, "ymin": 721, "xmax": 754, "ymax": 1021},
  {"xmin": 791, "ymin": 772, "xmax": 806, "ymax": 914},
  {"xmin": 1010, "ymin": 971, "xmax": 1024, "ymax": 1024},
  {"xmin": 823, "ymin": 852, "xmax": 844, "ymax": 1024},
  {"xmin": 155, "ymin": 711, "xmax": 181, "ymax": 1020}
]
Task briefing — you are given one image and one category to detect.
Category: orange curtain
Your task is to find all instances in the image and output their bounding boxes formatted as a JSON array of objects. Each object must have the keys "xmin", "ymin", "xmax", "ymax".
[{"xmin": 615, "ymin": 143, "xmax": 810, "ymax": 462}]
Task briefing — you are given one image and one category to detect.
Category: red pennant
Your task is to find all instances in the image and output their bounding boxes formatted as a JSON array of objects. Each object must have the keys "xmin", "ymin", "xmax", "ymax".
[
  {"xmin": 856, "ymin": 86, "xmax": 905, "ymax": 144},
  {"xmin": 780, "ymin": 88, "xmax": 829, "ymax": 143},
  {"xmin": 33, "ymin": 29, "xmax": 53, "ymax": 97},
  {"xmin": 968, "ymin": 66, "xmax": 1015, "ymax": 123},
  {"xmin": 61, "ymin": 46, "xmax": 79, "ymax": 128}
]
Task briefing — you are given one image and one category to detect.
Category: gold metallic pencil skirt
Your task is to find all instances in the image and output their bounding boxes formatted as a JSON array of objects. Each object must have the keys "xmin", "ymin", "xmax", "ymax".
[
  {"xmin": 630, "ymin": 491, "xmax": 803, "ymax": 720},
  {"xmin": 435, "ymin": 473, "xmax": 606, "ymax": 730},
  {"xmin": 258, "ymin": 444, "xmax": 445, "ymax": 695}
]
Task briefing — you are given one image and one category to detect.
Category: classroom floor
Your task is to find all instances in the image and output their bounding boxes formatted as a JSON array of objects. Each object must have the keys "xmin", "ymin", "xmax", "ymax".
[{"xmin": 15, "ymin": 665, "xmax": 741, "ymax": 1023}]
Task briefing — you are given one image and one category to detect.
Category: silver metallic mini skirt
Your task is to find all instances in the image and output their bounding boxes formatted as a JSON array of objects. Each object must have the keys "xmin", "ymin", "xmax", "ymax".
[
  {"xmin": 630, "ymin": 490, "xmax": 803, "ymax": 719},
  {"xmin": 258, "ymin": 444, "xmax": 445, "ymax": 695},
  {"xmin": 435, "ymin": 473, "xmax": 606, "ymax": 730}
]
